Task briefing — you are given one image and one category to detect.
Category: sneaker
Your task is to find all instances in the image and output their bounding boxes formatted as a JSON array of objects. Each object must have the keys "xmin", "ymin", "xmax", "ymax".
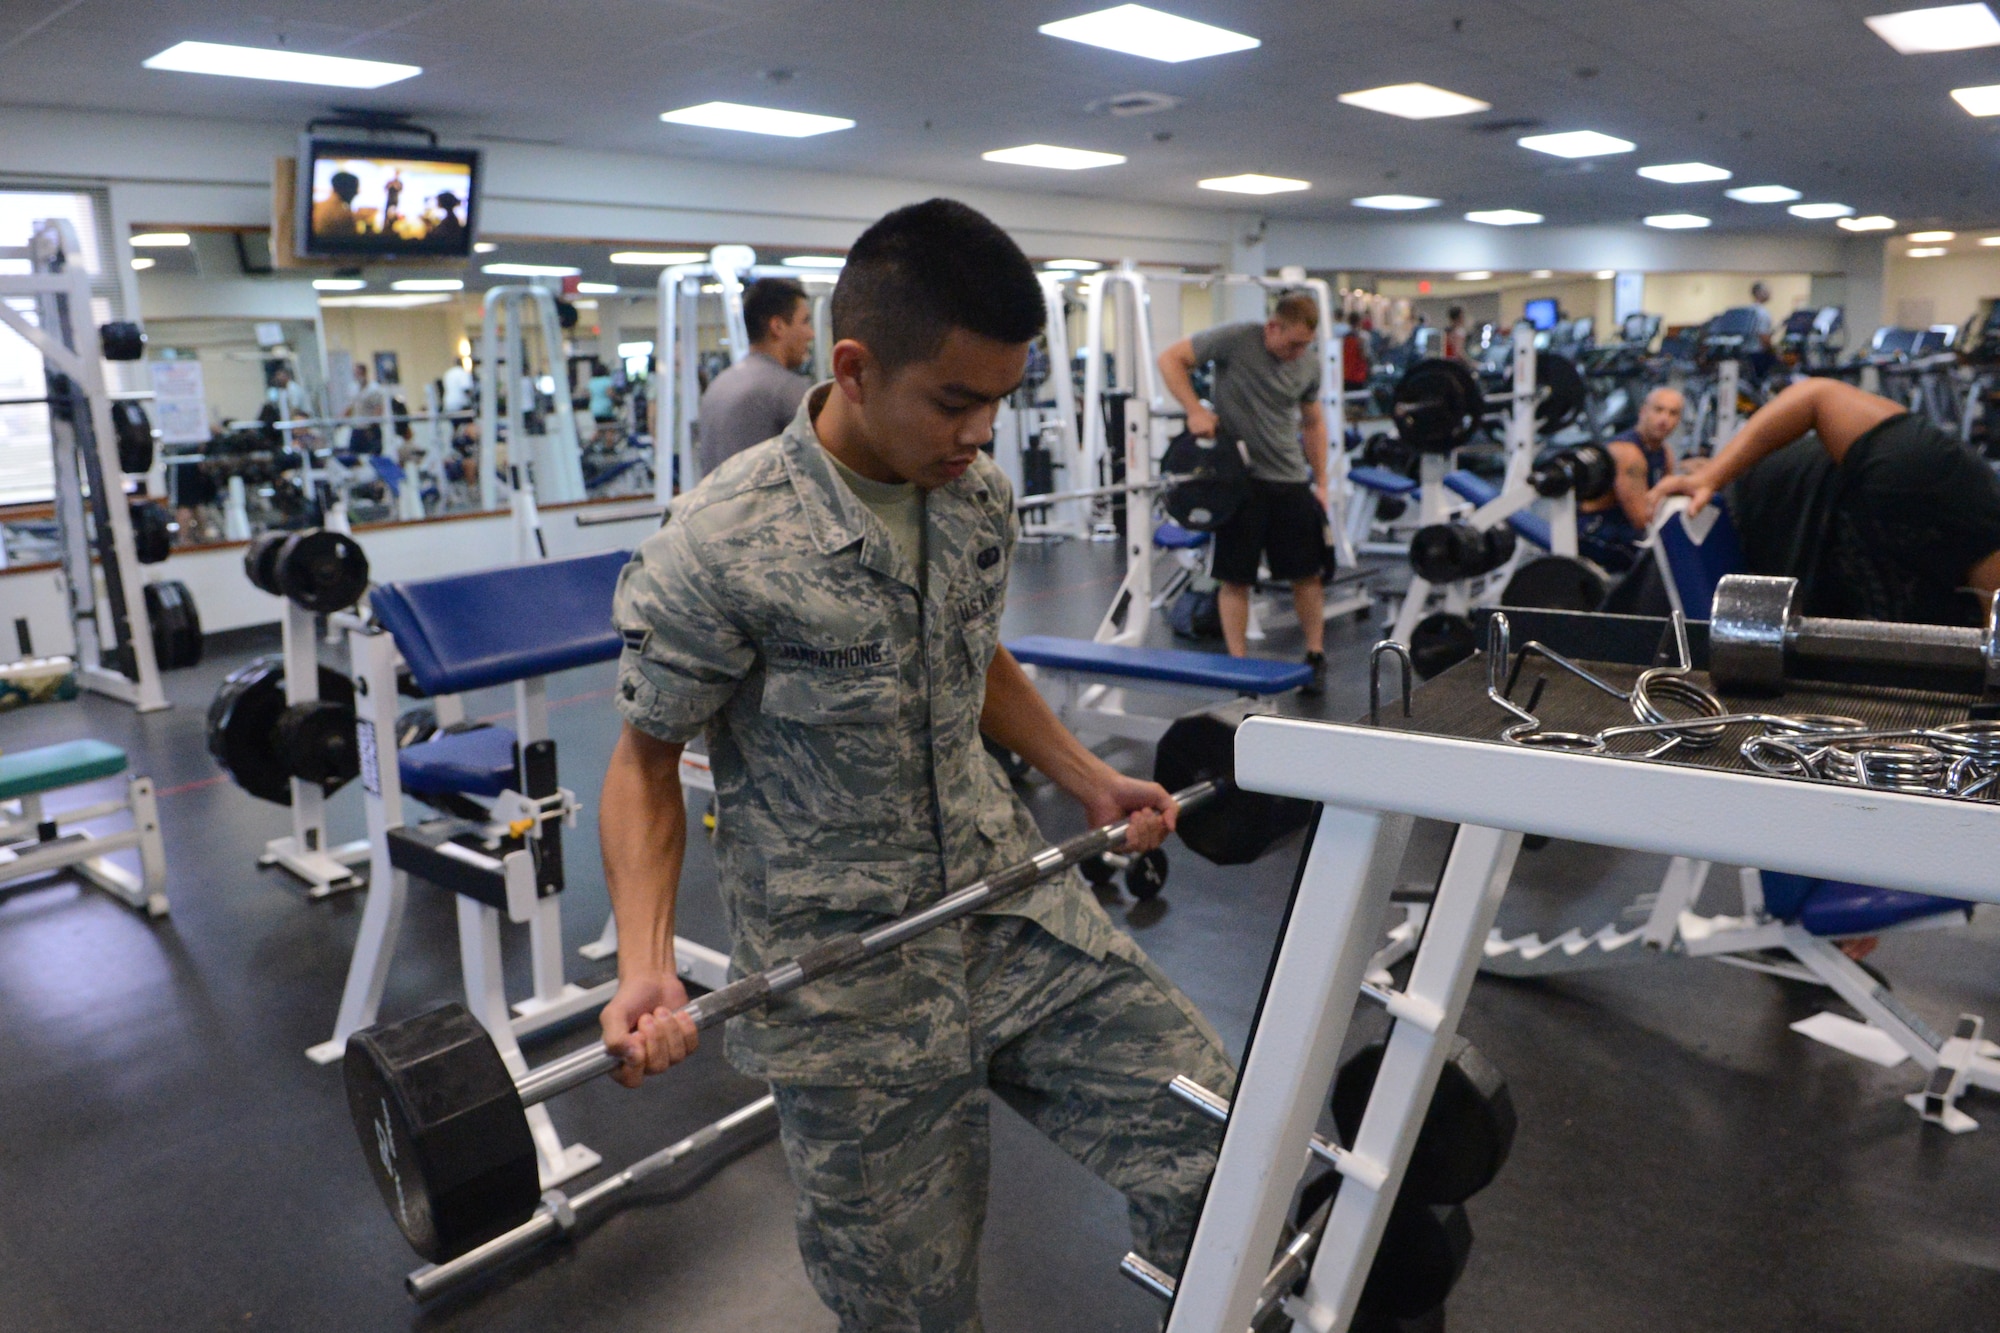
[{"xmin": 1300, "ymin": 650, "xmax": 1327, "ymax": 697}]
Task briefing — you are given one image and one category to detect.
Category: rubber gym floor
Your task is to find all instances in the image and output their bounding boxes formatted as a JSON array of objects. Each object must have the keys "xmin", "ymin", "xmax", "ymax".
[{"xmin": 4, "ymin": 539, "xmax": 2000, "ymax": 1332}]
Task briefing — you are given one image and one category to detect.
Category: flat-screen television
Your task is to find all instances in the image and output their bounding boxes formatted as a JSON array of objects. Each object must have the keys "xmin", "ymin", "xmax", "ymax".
[
  {"xmin": 1522, "ymin": 297, "xmax": 1559, "ymax": 331},
  {"xmin": 296, "ymin": 138, "xmax": 480, "ymax": 259}
]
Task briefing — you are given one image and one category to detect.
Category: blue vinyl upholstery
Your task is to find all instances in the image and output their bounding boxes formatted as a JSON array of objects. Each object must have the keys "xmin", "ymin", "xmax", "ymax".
[
  {"xmin": 398, "ymin": 726, "xmax": 519, "ymax": 798},
  {"xmin": 1441, "ymin": 470, "xmax": 1553, "ymax": 552},
  {"xmin": 1007, "ymin": 635, "xmax": 1311, "ymax": 694},
  {"xmin": 370, "ymin": 550, "xmax": 631, "ymax": 696},
  {"xmin": 1653, "ymin": 500, "xmax": 1746, "ymax": 621},
  {"xmin": 1152, "ymin": 521, "xmax": 1212, "ymax": 550},
  {"xmin": 1759, "ymin": 870, "xmax": 1972, "ymax": 937},
  {"xmin": 1349, "ymin": 465, "xmax": 1420, "ymax": 496}
]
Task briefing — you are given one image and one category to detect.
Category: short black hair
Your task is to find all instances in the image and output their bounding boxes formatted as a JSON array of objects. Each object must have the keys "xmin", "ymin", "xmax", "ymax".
[
  {"xmin": 744, "ymin": 277, "xmax": 808, "ymax": 344},
  {"xmin": 831, "ymin": 198, "xmax": 1044, "ymax": 374}
]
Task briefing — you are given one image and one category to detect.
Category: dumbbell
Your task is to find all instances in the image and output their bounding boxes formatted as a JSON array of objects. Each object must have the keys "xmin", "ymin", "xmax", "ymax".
[
  {"xmin": 1078, "ymin": 847, "xmax": 1169, "ymax": 900},
  {"xmin": 1528, "ymin": 443, "xmax": 1615, "ymax": 503},
  {"xmin": 1409, "ymin": 521, "xmax": 1517, "ymax": 584},
  {"xmin": 349, "ymin": 779, "xmax": 1253, "ymax": 1263},
  {"xmin": 243, "ymin": 528, "xmax": 370, "ymax": 613},
  {"xmin": 1710, "ymin": 573, "xmax": 2000, "ymax": 694}
]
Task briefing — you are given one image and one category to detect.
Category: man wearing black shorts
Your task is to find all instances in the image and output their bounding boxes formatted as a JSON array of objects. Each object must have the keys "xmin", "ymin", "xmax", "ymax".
[
  {"xmin": 1158, "ymin": 292, "xmax": 1331, "ymax": 694},
  {"xmin": 1651, "ymin": 377, "xmax": 2000, "ymax": 624}
]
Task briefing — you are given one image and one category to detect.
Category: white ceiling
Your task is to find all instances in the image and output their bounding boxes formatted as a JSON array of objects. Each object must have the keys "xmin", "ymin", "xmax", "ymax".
[{"xmin": 6, "ymin": 0, "xmax": 2000, "ymax": 235}]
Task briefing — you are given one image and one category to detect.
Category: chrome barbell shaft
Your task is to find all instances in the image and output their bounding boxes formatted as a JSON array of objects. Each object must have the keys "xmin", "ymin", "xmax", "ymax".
[{"xmin": 513, "ymin": 781, "xmax": 1225, "ymax": 1109}]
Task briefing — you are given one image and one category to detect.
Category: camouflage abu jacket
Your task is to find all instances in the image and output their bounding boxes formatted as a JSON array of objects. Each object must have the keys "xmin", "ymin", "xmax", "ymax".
[{"xmin": 612, "ymin": 385, "xmax": 1120, "ymax": 1085}]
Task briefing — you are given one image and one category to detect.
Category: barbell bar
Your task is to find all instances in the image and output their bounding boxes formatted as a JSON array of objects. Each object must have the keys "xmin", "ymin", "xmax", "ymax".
[{"xmin": 350, "ymin": 779, "xmax": 1230, "ymax": 1262}]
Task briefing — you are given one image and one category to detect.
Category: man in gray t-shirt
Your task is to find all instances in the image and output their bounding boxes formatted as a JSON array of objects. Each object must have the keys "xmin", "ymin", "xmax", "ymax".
[
  {"xmin": 1158, "ymin": 290, "xmax": 1331, "ymax": 694},
  {"xmin": 694, "ymin": 276, "xmax": 815, "ymax": 479}
]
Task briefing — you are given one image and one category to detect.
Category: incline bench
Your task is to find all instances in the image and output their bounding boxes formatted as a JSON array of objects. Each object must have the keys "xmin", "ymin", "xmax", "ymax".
[
  {"xmin": 315, "ymin": 551, "xmax": 732, "ymax": 1190},
  {"xmin": 0, "ymin": 739, "xmax": 166, "ymax": 917},
  {"xmin": 1008, "ymin": 634, "xmax": 1310, "ymax": 744}
]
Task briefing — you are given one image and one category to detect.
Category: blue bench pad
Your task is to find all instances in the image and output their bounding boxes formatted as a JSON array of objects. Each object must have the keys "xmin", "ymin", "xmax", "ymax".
[
  {"xmin": 0, "ymin": 740, "xmax": 128, "ymax": 802},
  {"xmin": 371, "ymin": 550, "xmax": 631, "ymax": 695},
  {"xmin": 399, "ymin": 726, "xmax": 519, "ymax": 798},
  {"xmin": 1153, "ymin": 521, "xmax": 1212, "ymax": 550},
  {"xmin": 1007, "ymin": 635, "xmax": 1311, "ymax": 694},
  {"xmin": 1442, "ymin": 470, "xmax": 1553, "ymax": 552},
  {"xmin": 1349, "ymin": 466, "xmax": 1419, "ymax": 496},
  {"xmin": 1760, "ymin": 870, "xmax": 1973, "ymax": 937}
]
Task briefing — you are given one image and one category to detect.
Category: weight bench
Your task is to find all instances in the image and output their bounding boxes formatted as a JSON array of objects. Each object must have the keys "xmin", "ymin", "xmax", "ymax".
[
  {"xmin": 0, "ymin": 739, "xmax": 167, "ymax": 918},
  {"xmin": 1009, "ymin": 634, "xmax": 1311, "ymax": 744},
  {"xmin": 1442, "ymin": 469, "xmax": 1554, "ymax": 552},
  {"xmin": 1345, "ymin": 464, "xmax": 1420, "ymax": 555},
  {"xmin": 315, "ymin": 550, "xmax": 732, "ymax": 1190}
]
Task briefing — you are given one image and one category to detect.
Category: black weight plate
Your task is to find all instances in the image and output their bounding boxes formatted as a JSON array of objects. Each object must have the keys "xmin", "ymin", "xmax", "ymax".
[
  {"xmin": 1162, "ymin": 431, "xmax": 1249, "ymax": 532},
  {"xmin": 1392, "ymin": 359, "xmax": 1482, "ymax": 453},
  {"xmin": 1408, "ymin": 612, "xmax": 1476, "ymax": 679},
  {"xmin": 1291, "ymin": 1174, "xmax": 1473, "ymax": 1320},
  {"xmin": 1566, "ymin": 443, "xmax": 1616, "ymax": 503},
  {"xmin": 111, "ymin": 400, "xmax": 154, "ymax": 473},
  {"xmin": 274, "ymin": 699, "xmax": 360, "ymax": 790},
  {"xmin": 1534, "ymin": 352, "xmax": 1586, "ymax": 435},
  {"xmin": 98, "ymin": 321, "xmax": 145, "ymax": 362},
  {"xmin": 1409, "ymin": 524, "xmax": 1479, "ymax": 584},
  {"xmin": 1501, "ymin": 555, "xmax": 1607, "ymax": 612},
  {"xmin": 344, "ymin": 1003, "xmax": 541, "ymax": 1263},
  {"xmin": 1078, "ymin": 854, "xmax": 1118, "ymax": 887},
  {"xmin": 1332, "ymin": 1036, "xmax": 1518, "ymax": 1206},
  {"xmin": 129, "ymin": 500, "xmax": 172, "ymax": 564},
  {"xmin": 206, "ymin": 655, "xmax": 357, "ymax": 804},
  {"xmin": 1154, "ymin": 710, "xmax": 1314, "ymax": 865},
  {"xmin": 276, "ymin": 529, "xmax": 370, "ymax": 613},
  {"xmin": 244, "ymin": 531, "xmax": 288, "ymax": 596},
  {"xmin": 144, "ymin": 579, "xmax": 202, "ymax": 669}
]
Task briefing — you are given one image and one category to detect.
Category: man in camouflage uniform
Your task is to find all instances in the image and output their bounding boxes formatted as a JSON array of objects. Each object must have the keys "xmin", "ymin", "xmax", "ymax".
[{"xmin": 599, "ymin": 199, "xmax": 1235, "ymax": 1332}]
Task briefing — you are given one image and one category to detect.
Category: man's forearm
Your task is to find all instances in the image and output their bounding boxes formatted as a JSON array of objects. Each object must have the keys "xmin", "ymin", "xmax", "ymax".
[
  {"xmin": 1302, "ymin": 419, "xmax": 1329, "ymax": 487},
  {"xmin": 980, "ymin": 647, "xmax": 1112, "ymax": 799},
  {"xmin": 1700, "ymin": 378, "xmax": 1837, "ymax": 488},
  {"xmin": 1157, "ymin": 347, "xmax": 1203, "ymax": 415},
  {"xmin": 600, "ymin": 725, "xmax": 688, "ymax": 976}
]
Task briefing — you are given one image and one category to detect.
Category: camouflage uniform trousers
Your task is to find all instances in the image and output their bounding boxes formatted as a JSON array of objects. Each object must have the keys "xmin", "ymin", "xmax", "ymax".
[{"xmin": 770, "ymin": 914, "xmax": 1237, "ymax": 1333}]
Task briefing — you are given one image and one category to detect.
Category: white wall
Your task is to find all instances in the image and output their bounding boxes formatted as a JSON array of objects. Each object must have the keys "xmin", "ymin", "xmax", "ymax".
[
  {"xmin": 1641, "ymin": 272, "xmax": 1812, "ymax": 327},
  {"xmin": 1265, "ymin": 219, "xmax": 1847, "ymax": 278},
  {"xmin": 1881, "ymin": 246, "xmax": 2000, "ymax": 330}
]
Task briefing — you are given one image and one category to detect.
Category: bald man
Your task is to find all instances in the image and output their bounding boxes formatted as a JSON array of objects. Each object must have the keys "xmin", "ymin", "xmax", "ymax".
[
  {"xmin": 1652, "ymin": 377, "xmax": 2000, "ymax": 625},
  {"xmin": 1577, "ymin": 386, "xmax": 1684, "ymax": 572}
]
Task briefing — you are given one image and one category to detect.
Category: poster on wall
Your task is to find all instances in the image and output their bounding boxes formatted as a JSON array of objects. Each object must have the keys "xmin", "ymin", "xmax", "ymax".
[
  {"xmin": 373, "ymin": 351, "xmax": 400, "ymax": 386},
  {"xmin": 147, "ymin": 359, "xmax": 209, "ymax": 445}
]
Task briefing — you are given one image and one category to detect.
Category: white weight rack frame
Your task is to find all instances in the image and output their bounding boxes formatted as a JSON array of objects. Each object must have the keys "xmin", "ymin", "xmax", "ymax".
[{"xmin": 1167, "ymin": 712, "xmax": 2000, "ymax": 1332}]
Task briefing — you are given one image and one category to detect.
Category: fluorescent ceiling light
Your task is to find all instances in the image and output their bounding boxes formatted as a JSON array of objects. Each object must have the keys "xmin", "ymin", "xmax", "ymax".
[
  {"xmin": 1038, "ymin": 5, "xmax": 1260, "ymax": 62},
  {"xmin": 142, "ymin": 40, "xmax": 419, "ymax": 88},
  {"xmin": 1531, "ymin": 269, "xmax": 1554, "ymax": 279},
  {"xmin": 618, "ymin": 341, "xmax": 654, "ymax": 359},
  {"xmin": 1725, "ymin": 184, "xmax": 1802, "ymax": 203},
  {"xmin": 573, "ymin": 300, "xmax": 598, "ymax": 310},
  {"xmin": 319, "ymin": 293, "xmax": 452, "ymax": 308},
  {"xmin": 1518, "ymin": 130, "xmax": 1635, "ymax": 158},
  {"xmin": 1465, "ymin": 208, "xmax": 1542, "ymax": 225},
  {"xmin": 1952, "ymin": 83, "xmax": 2000, "ymax": 114},
  {"xmin": 1042, "ymin": 258, "xmax": 1104, "ymax": 271},
  {"xmin": 481, "ymin": 262, "xmax": 581, "ymax": 277},
  {"xmin": 472, "ymin": 241, "xmax": 498, "ymax": 253},
  {"xmin": 1644, "ymin": 213, "xmax": 1711, "ymax": 229},
  {"xmin": 129, "ymin": 257, "xmax": 154, "ymax": 271},
  {"xmin": 1337, "ymin": 83, "xmax": 1490, "ymax": 119},
  {"xmin": 1982, "ymin": 236, "xmax": 2000, "ymax": 245},
  {"xmin": 1908, "ymin": 230, "xmax": 1957, "ymax": 241},
  {"xmin": 1201, "ymin": 174, "xmax": 1310, "ymax": 195},
  {"xmin": 1789, "ymin": 202, "xmax": 1855, "ymax": 219},
  {"xmin": 390, "ymin": 278, "xmax": 463, "ymax": 292},
  {"xmin": 1454, "ymin": 271, "xmax": 1493, "ymax": 281},
  {"xmin": 1865, "ymin": 3, "xmax": 2000, "ymax": 53},
  {"xmin": 1595, "ymin": 270, "xmax": 1617, "ymax": 279},
  {"xmin": 1908, "ymin": 246, "xmax": 1948, "ymax": 257},
  {"xmin": 1839, "ymin": 215, "xmax": 1898, "ymax": 231},
  {"xmin": 129, "ymin": 231, "xmax": 190, "ymax": 248},
  {"xmin": 982, "ymin": 143, "xmax": 1126, "ymax": 170},
  {"xmin": 782, "ymin": 255, "xmax": 847, "ymax": 268},
  {"xmin": 575, "ymin": 281, "xmax": 620, "ymax": 294},
  {"xmin": 311, "ymin": 278, "xmax": 366, "ymax": 291},
  {"xmin": 610, "ymin": 251, "xmax": 707, "ymax": 265},
  {"xmin": 660, "ymin": 101, "xmax": 853, "ymax": 137},
  {"xmin": 1351, "ymin": 193, "xmax": 1438, "ymax": 210},
  {"xmin": 1637, "ymin": 162, "xmax": 1732, "ymax": 184}
]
